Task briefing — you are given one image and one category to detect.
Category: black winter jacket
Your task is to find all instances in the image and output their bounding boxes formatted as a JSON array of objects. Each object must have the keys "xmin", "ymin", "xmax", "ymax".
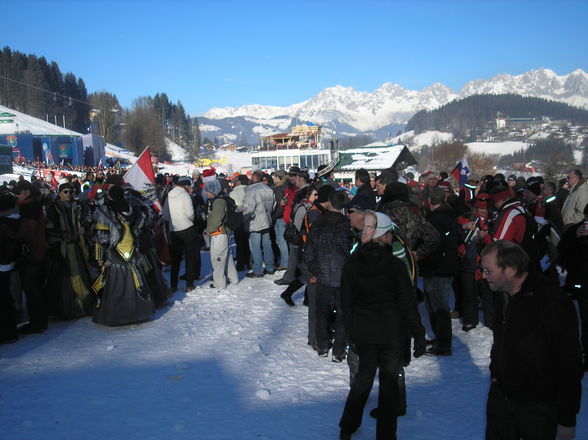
[
  {"xmin": 303, "ymin": 211, "xmax": 351, "ymax": 287},
  {"xmin": 419, "ymin": 203, "xmax": 461, "ymax": 277},
  {"xmin": 557, "ymin": 220, "xmax": 588, "ymax": 298},
  {"xmin": 490, "ymin": 272, "xmax": 583, "ymax": 427},
  {"xmin": 341, "ymin": 242, "xmax": 425, "ymax": 346}
]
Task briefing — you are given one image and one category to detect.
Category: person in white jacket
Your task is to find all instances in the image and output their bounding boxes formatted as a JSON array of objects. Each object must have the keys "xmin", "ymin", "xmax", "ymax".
[
  {"xmin": 242, "ymin": 170, "xmax": 276, "ymax": 277},
  {"xmin": 163, "ymin": 176, "xmax": 198, "ymax": 292},
  {"xmin": 562, "ymin": 169, "xmax": 588, "ymax": 229}
]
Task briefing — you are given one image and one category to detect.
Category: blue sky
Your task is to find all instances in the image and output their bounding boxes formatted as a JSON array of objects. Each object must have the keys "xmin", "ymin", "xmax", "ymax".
[{"xmin": 3, "ymin": 0, "xmax": 587, "ymax": 116}]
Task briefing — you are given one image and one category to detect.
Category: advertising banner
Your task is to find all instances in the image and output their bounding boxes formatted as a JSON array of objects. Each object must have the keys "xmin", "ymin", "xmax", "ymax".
[{"xmin": 0, "ymin": 144, "xmax": 13, "ymax": 174}]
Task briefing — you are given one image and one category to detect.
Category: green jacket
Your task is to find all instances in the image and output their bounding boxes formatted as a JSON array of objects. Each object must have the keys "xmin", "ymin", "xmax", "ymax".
[{"xmin": 206, "ymin": 197, "xmax": 228, "ymax": 235}]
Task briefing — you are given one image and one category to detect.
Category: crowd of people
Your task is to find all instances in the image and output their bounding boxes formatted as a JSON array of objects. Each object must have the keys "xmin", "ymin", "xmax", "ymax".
[{"xmin": 1, "ymin": 161, "xmax": 587, "ymax": 440}]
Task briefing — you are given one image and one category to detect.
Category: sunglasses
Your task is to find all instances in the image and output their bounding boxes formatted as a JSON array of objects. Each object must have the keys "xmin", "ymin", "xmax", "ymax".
[
  {"xmin": 310, "ymin": 193, "xmax": 318, "ymax": 196},
  {"xmin": 61, "ymin": 190, "xmax": 73, "ymax": 194}
]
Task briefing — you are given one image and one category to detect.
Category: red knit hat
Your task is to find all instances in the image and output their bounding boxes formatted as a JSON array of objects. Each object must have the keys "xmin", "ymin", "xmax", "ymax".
[
  {"xmin": 202, "ymin": 167, "xmax": 217, "ymax": 183},
  {"xmin": 474, "ymin": 192, "xmax": 490, "ymax": 209},
  {"xmin": 438, "ymin": 181, "xmax": 452, "ymax": 193}
]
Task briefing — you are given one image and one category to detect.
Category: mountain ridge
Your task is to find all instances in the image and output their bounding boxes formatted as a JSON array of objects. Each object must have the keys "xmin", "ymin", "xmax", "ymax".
[{"xmin": 199, "ymin": 68, "xmax": 588, "ymax": 145}]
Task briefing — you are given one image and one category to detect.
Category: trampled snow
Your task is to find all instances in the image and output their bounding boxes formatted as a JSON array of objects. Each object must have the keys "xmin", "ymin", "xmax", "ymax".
[{"xmin": 1, "ymin": 251, "xmax": 586, "ymax": 440}]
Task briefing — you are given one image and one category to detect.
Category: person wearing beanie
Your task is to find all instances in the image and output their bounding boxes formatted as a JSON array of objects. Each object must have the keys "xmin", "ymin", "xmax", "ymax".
[
  {"xmin": 205, "ymin": 173, "xmax": 239, "ymax": 289},
  {"xmin": 339, "ymin": 210, "xmax": 426, "ymax": 440},
  {"xmin": 163, "ymin": 176, "xmax": 198, "ymax": 292},
  {"xmin": 455, "ymin": 192, "xmax": 492, "ymax": 332},
  {"xmin": 45, "ymin": 179, "xmax": 93, "ymax": 319}
]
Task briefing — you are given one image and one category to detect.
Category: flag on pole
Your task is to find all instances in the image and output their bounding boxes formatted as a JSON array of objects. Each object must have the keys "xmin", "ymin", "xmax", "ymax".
[
  {"xmin": 123, "ymin": 147, "xmax": 161, "ymax": 212},
  {"xmin": 451, "ymin": 157, "xmax": 470, "ymax": 189},
  {"xmin": 47, "ymin": 150, "xmax": 55, "ymax": 165}
]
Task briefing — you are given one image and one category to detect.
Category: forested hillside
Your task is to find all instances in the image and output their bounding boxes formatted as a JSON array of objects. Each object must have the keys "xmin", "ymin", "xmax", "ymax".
[
  {"xmin": 0, "ymin": 47, "xmax": 89, "ymax": 133},
  {"xmin": 0, "ymin": 47, "xmax": 200, "ymax": 159},
  {"xmin": 406, "ymin": 94, "xmax": 588, "ymax": 135}
]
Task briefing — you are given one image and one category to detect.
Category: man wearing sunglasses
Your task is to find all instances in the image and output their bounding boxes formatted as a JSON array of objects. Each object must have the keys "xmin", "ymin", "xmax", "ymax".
[{"xmin": 45, "ymin": 183, "xmax": 93, "ymax": 318}]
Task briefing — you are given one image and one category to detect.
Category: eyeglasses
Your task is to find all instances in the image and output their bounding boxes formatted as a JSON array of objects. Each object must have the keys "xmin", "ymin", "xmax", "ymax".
[
  {"xmin": 480, "ymin": 266, "xmax": 492, "ymax": 275},
  {"xmin": 310, "ymin": 193, "xmax": 318, "ymax": 197},
  {"xmin": 61, "ymin": 190, "xmax": 73, "ymax": 194}
]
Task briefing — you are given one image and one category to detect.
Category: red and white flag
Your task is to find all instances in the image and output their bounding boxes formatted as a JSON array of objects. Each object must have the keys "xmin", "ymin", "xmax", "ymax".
[{"xmin": 123, "ymin": 147, "xmax": 161, "ymax": 212}]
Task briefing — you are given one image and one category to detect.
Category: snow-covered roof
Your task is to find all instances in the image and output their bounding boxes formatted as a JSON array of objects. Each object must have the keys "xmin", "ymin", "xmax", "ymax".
[
  {"xmin": 337, "ymin": 144, "xmax": 416, "ymax": 171},
  {"xmin": 0, "ymin": 104, "xmax": 83, "ymax": 136}
]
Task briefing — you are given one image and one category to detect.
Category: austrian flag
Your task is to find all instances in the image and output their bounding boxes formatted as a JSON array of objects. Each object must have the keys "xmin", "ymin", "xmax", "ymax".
[
  {"xmin": 123, "ymin": 147, "xmax": 161, "ymax": 212},
  {"xmin": 451, "ymin": 157, "xmax": 471, "ymax": 189}
]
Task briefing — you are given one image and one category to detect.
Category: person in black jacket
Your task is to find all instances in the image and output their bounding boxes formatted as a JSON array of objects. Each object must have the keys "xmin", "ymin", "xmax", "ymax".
[
  {"xmin": 420, "ymin": 187, "xmax": 462, "ymax": 356},
  {"xmin": 339, "ymin": 211, "xmax": 426, "ymax": 440},
  {"xmin": 481, "ymin": 240, "xmax": 583, "ymax": 440},
  {"xmin": 303, "ymin": 191, "xmax": 352, "ymax": 361},
  {"xmin": 0, "ymin": 191, "xmax": 22, "ymax": 344},
  {"xmin": 353, "ymin": 168, "xmax": 376, "ymax": 205},
  {"xmin": 557, "ymin": 202, "xmax": 588, "ymax": 372}
]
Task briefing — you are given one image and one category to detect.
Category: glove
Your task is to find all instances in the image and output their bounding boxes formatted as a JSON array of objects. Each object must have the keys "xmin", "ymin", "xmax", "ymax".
[{"xmin": 413, "ymin": 337, "xmax": 426, "ymax": 359}]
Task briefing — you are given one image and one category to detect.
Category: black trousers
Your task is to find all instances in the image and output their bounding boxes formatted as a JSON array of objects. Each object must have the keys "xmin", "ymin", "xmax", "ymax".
[
  {"xmin": 485, "ymin": 382, "xmax": 558, "ymax": 440},
  {"xmin": 0, "ymin": 269, "xmax": 18, "ymax": 342},
  {"xmin": 459, "ymin": 271, "xmax": 479, "ymax": 327},
  {"xmin": 340, "ymin": 343, "xmax": 403, "ymax": 440},
  {"xmin": 233, "ymin": 225, "xmax": 250, "ymax": 270},
  {"xmin": 170, "ymin": 226, "xmax": 198, "ymax": 289},
  {"xmin": 20, "ymin": 261, "xmax": 47, "ymax": 330},
  {"xmin": 315, "ymin": 285, "xmax": 346, "ymax": 356},
  {"xmin": 478, "ymin": 278, "xmax": 496, "ymax": 331}
]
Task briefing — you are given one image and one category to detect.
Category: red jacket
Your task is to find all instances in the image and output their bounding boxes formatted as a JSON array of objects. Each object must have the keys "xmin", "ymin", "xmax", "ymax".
[{"xmin": 282, "ymin": 185, "xmax": 298, "ymax": 224}]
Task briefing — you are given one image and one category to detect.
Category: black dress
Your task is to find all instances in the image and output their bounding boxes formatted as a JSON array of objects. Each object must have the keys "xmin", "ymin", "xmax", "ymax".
[{"xmin": 92, "ymin": 202, "xmax": 154, "ymax": 326}]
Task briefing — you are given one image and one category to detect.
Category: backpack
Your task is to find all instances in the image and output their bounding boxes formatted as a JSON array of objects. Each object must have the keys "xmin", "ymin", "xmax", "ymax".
[
  {"xmin": 283, "ymin": 204, "xmax": 307, "ymax": 246},
  {"xmin": 215, "ymin": 194, "xmax": 243, "ymax": 231},
  {"xmin": 513, "ymin": 206, "xmax": 540, "ymax": 263}
]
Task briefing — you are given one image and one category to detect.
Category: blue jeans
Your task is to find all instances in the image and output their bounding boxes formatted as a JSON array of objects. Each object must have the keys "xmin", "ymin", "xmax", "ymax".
[
  {"xmin": 274, "ymin": 219, "xmax": 289, "ymax": 268},
  {"xmin": 423, "ymin": 276, "xmax": 453, "ymax": 350},
  {"xmin": 249, "ymin": 230, "xmax": 275, "ymax": 275}
]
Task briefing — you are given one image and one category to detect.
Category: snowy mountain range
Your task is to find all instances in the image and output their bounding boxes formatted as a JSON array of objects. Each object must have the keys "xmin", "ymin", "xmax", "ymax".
[{"xmin": 199, "ymin": 68, "xmax": 588, "ymax": 145}]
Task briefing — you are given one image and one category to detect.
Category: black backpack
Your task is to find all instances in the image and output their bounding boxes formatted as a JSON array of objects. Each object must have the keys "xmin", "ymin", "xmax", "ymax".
[{"xmin": 215, "ymin": 194, "xmax": 242, "ymax": 231}]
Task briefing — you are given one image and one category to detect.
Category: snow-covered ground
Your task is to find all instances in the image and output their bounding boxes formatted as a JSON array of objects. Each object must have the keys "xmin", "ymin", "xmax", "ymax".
[
  {"xmin": 1, "ymin": 251, "xmax": 586, "ymax": 440},
  {"xmin": 465, "ymin": 141, "xmax": 529, "ymax": 156},
  {"xmin": 391, "ymin": 130, "xmax": 454, "ymax": 147}
]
